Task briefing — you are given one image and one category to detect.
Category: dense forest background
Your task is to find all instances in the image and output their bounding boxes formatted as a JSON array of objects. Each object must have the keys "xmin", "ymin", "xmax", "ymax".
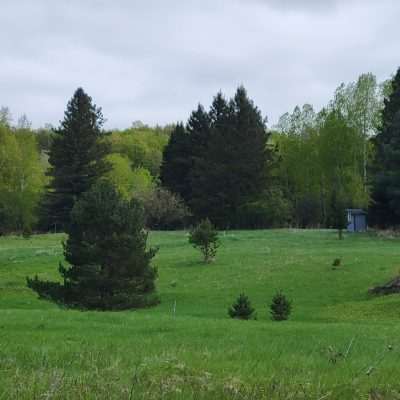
[{"xmin": 1, "ymin": 68, "xmax": 399, "ymax": 233}]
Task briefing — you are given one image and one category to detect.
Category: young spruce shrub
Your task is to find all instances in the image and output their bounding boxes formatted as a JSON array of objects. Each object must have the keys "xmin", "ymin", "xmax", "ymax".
[
  {"xmin": 27, "ymin": 180, "xmax": 158, "ymax": 310},
  {"xmin": 270, "ymin": 291, "xmax": 292, "ymax": 321},
  {"xmin": 189, "ymin": 219, "xmax": 219, "ymax": 263},
  {"xmin": 332, "ymin": 258, "xmax": 341, "ymax": 267},
  {"xmin": 228, "ymin": 293, "xmax": 255, "ymax": 320}
]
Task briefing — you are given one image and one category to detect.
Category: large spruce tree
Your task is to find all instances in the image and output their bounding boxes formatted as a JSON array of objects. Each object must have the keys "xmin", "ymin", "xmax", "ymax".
[
  {"xmin": 371, "ymin": 68, "xmax": 400, "ymax": 226},
  {"xmin": 41, "ymin": 88, "xmax": 110, "ymax": 230},
  {"xmin": 28, "ymin": 180, "xmax": 158, "ymax": 310}
]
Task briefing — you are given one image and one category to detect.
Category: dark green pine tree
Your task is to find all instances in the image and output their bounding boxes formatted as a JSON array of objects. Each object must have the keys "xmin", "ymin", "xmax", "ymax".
[
  {"xmin": 40, "ymin": 88, "xmax": 110, "ymax": 231},
  {"xmin": 191, "ymin": 87, "xmax": 270, "ymax": 228},
  {"xmin": 160, "ymin": 105, "xmax": 210, "ymax": 204},
  {"xmin": 187, "ymin": 103, "xmax": 211, "ymax": 160},
  {"xmin": 160, "ymin": 123, "xmax": 192, "ymax": 201},
  {"xmin": 190, "ymin": 92, "xmax": 234, "ymax": 225},
  {"xmin": 270, "ymin": 291, "xmax": 291, "ymax": 321},
  {"xmin": 28, "ymin": 180, "xmax": 158, "ymax": 310},
  {"xmin": 228, "ymin": 293, "xmax": 255, "ymax": 320},
  {"xmin": 186, "ymin": 103, "xmax": 212, "ymax": 203},
  {"xmin": 230, "ymin": 86, "xmax": 270, "ymax": 226},
  {"xmin": 371, "ymin": 68, "xmax": 400, "ymax": 227}
]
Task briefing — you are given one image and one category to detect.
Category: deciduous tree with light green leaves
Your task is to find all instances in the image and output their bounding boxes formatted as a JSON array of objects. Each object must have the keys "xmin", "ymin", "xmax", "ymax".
[
  {"xmin": 329, "ymin": 73, "xmax": 384, "ymax": 186},
  {"xmin": 0, "ymin": 124, "xmax": 46, "ymax": 233},
  {"xmin": 103, "ymin": 154, "xmax": 154, "ymax": 199},
  {"xmin": 106, "ymin": 126, "xmax": 170, "ymax": 178},
  {"xmin": 274, "ymin": 110, "xmax": 368, "ymax": 227}
]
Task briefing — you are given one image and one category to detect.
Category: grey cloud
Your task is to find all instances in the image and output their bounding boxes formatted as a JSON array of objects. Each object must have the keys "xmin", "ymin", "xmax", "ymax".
[{"xmin": 0, "ymin": 0, "xmax": 399, "ymax": 129}]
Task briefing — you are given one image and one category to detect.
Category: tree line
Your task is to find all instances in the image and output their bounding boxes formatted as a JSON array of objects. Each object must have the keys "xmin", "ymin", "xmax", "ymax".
[
  {"xmin": 160, "ymin": 70, "xmax": 399, "ymax": 229},
  {"xmin": 0, "ymin": 94, "xmax": 180, "ymax": 234},
  {"xmin": 1, "ymin": 67, "xmax": 400, "ymax": 233}
]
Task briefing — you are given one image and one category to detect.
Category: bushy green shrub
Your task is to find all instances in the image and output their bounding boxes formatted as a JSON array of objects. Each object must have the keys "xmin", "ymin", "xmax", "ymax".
[
  {"xmin": 270, "ymin": 291, "xmax": 292, "ymax": 321},
  {"xmin": 228, "ymin": 293, "xmax": 255, "ymax": 320},
  {"xmin": 189, "ymin": 219, "xmax": 219, "ymax": 263}
]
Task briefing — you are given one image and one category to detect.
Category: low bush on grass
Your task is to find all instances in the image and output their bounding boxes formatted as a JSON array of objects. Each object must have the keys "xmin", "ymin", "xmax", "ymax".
[{"xmin": 189, "ymin": 219, "xmax": 219, "ymax": 263}]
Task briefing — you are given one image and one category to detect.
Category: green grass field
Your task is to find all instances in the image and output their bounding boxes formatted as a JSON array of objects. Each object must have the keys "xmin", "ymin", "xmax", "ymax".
[{"xmin": 1, "ymin": 230, "xmax": 400, "ymax": 399}]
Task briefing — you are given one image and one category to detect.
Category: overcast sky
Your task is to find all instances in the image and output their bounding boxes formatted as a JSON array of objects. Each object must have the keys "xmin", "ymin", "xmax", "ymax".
[{"xmin": 1, "ymin": 0, "xmax": 399, "ymax": 129}]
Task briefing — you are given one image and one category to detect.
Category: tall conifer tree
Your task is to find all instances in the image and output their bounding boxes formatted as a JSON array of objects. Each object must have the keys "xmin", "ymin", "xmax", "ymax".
[
  {"xmin": 28, "ymin": 180, "xmax": 158, "ymax": 310},
  {"xmin": 41, "ymin": 88, "xmax": 110, "ymax": 230},
  {"xmin": 191, "ymin": 87, "xmax": 270, "ymax": 227},
  {"xmin": 160, "ymin": 123, "xmax": 192, "ymax": 201},
  {"xmin": 371, "ymin": 68, "xmax": 400, "ymax": 226},
  {"xmin": 190, "ymin": 92, "xmax": 233, "ymax": 224},
  {"xmin": 187, "ymin": 104, "xmax": 211, "ymax": 160},
  {"xmin": 160, "ymin": 105, "xmax": 211, "ymax": 203}
]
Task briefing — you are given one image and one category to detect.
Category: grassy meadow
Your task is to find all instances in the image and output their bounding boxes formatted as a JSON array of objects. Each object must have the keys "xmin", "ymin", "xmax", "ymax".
[{"xmin": 1, "ymin": 230, "xmax": 400, "ymax": 399}]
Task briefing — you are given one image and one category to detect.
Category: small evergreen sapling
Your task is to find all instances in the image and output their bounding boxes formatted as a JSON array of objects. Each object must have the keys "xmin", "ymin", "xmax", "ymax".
[
  {"xmin": 228, "ymin": 293, "xmax": 255, "ymax": 320},
  {"xmin": 332, "ymin": 258, "xmax": 341, "ymax": 267},
  {"xmin": 270, "ymin": 291, "xmax": 292, "ymax": 321},
  {"xmin": 189, "ymin": 219, "xmax": 219, "ymax": 263}
]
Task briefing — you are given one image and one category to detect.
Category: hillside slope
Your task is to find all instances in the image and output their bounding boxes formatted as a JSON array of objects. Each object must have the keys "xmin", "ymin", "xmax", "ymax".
[{"xmin": 1, "ymin": 230, "xmax": 400, "ymax": 399}]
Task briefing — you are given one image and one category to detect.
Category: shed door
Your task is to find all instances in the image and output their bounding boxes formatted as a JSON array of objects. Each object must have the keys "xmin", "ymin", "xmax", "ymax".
[{"xmin": 355, "ymin": 215, "xmax": 366, "ymax": 231}]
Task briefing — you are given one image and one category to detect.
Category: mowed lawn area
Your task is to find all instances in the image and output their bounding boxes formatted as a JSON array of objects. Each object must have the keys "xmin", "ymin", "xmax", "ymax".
[{"xmin": 1, "ymin": 230, "xmax": 400, "ymax": 399}]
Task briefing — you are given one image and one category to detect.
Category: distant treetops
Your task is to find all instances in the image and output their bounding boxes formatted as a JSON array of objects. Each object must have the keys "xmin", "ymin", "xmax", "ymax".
[{"xmin": 4, "ymin": 68, "xmax": 400, "ymax": 234}]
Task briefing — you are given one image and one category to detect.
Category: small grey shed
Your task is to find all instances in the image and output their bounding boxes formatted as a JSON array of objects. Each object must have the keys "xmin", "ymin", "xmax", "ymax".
[{"xmin": 346, "ymin": 209, "xmax": 367, "ymax": 232}]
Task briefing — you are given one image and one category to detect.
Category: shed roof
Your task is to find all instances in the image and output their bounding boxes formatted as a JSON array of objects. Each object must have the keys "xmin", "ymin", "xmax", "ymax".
[{"xmin": 346, "ymin": 208, "xmax": 367, "ymax": 215}]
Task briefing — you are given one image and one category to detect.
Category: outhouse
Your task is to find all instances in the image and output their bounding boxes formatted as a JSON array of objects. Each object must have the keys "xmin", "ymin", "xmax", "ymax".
[{"xmin": 346, "ymin": 209, "xmax": 367, "ymax": 232}]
